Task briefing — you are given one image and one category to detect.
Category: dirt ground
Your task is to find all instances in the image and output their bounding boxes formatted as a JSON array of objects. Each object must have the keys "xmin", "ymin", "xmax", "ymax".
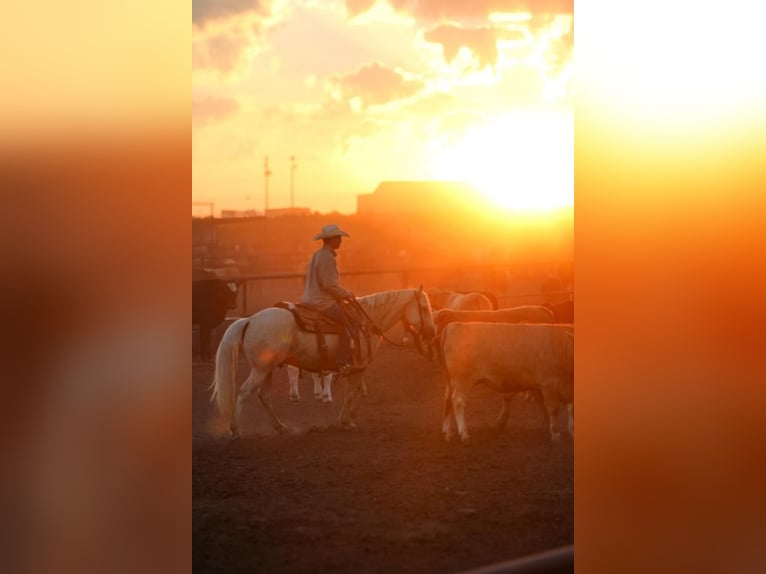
[{"xmin": 192, "ymin": 343, "xmax": 573, "ymax": 573}]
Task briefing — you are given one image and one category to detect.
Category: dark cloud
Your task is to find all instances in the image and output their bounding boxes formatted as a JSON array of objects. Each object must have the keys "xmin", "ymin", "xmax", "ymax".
[
  {"xmin": 329, "ymin": 62, "xmax": 424, "ymax": 108},
  {"xmin": 347, "ymin": 0, "xmax": 573, "ymax": 21},
  {"xmin": 192, "ymin": 30, "xmax": 255, "ymax": 74},
  {"xmin": 193, "ymin": 0, "xmax": 270, "ymax": 27},
  {"xmin": 424, "ymin": 24, "xmax": 526, "ymax": 68},
  {"xmin": 192, "ymin": 97, "xmax": 239, "ymax": 126}
]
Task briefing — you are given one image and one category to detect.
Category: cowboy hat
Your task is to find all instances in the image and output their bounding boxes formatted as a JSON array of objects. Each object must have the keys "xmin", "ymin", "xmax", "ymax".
[{"xmin": 313, "ymin": 224, "xmax": 350, "ymax": 240}]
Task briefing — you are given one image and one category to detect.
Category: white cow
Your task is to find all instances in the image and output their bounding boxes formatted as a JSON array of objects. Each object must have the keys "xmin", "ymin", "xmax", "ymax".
[
  {"xmin": 440, "ymin": 322, "xmax": 574, "ymax": 443},
  {"xmin": 286, "ymin": 365, "xmax": 335, "ymax": 403},
  {"xmin": 431, "ymin": 306, "xmax": 555, "ymax": 338}
]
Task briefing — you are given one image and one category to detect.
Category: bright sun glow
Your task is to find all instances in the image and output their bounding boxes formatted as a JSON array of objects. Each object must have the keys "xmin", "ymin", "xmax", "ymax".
[{"xmin": 428, "ymin": 110, "xmax": 573, "ymax": 211}]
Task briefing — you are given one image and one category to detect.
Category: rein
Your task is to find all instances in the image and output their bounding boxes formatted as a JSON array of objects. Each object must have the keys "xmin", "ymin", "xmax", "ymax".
[{"xmin": 345, "ymin": 292, "xmax": 427, "ymax": 350}]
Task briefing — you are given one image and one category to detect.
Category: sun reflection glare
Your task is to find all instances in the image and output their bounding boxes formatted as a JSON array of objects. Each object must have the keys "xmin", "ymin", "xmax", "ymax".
[{"xmin": 428, "ymin": 110, "xmax": 573, "ymax": 211}]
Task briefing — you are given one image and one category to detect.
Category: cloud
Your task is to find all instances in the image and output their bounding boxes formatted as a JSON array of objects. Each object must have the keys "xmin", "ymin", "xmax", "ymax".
[
  {"xmin": 192, "ymin": 97, "xmax": 240, "ymax": 126},
  {"xmin": 192, "ymin": 29, "xmax": 257, "ymax": 75},
  {"xmin": 192, "ymin": 0, "xmax": 270, "ymax": 28},
  {"xmin": 192, "ymin": 0, "xmax": 277, "ymax": 77},
  {"xmin": 328, "ymin": 62, "xmax": 425, "ymax": 108},
  {"xmin": 348, "ymin": 0, "xmax": 573, "ymax": 22},
  {"xmin": 424, "ymin": 24, "xmax": 526, "ymax": 68},
  {"xmin": 344, "ymin": 0, "xmax": 376, "ymax": 18}
]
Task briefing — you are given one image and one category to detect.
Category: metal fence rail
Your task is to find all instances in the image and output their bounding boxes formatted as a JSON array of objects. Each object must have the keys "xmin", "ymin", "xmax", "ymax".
[{"xmin": 227, "ymin": 263, "xmax": 573, "ymax": 316}]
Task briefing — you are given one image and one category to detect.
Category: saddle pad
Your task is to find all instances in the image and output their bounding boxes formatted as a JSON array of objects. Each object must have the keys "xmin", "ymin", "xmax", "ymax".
[{"xmin": 274, "ymin": 301, "xmax": 344, "ymax": 334}]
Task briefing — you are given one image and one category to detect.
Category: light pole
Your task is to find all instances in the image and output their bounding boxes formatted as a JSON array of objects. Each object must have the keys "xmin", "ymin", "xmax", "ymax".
[
  {"xmin": 290, "ymin": 155, "xmax": 297, "ymax": 209},
  {"xmin": 263, "ymin": 156, "xmax": 271, "ymax": 214}
]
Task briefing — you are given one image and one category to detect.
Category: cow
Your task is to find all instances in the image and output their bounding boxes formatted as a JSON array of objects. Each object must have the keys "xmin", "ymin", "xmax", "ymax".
[
  {"xmin": 431, "ymin": 306, "xmax": 556, "ymax": 404},
  {"xmin": 432, "ymin": 306, "xmax": 555, "ymax": 338},
  {"xmin": 192, "ymin": 279, "xmax": 240, "ymax": 361},
  {"xmin": 427, "ymin": 289, "xmax": 498, "ymax": 311},
  {"xmin": 540, "ymin": 276, "xmax": 574, "ymax": 323},
  {"xmin": 544, "ymin": 300, "xmax": 574, "ymax": 323},
  {"xmin": 440, "ymin": 322, "xmax": 574, "ymax": 443}
]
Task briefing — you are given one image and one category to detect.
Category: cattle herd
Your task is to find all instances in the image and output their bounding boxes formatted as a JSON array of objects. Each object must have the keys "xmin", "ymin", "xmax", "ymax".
[
  {"xmin": 193, "ymin": 280, "xmax": 574, "ymax": 444},
  {"xmin": 193, "ymin": 281, "xmax": 574, "ymax": 572}
]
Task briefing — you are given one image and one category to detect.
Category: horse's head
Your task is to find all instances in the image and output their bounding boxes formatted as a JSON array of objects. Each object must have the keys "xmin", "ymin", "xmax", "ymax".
[{"xmin": 402, "ymin": 286, "xmax": 435, "ymax": 358}]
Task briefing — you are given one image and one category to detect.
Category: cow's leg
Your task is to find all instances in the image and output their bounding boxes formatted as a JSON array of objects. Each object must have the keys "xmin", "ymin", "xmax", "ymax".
[
  {"xmin": 339, "ymin": 372, "xmax": 363, "ymax": 430},
  {"xmin": 442, "ymin": 383, "xmax": 456, "ymax": 441},
  {"xmin": 199, "ymin": 326, "xmax": 211, "ymax": 362},
  {"xmin": 318, "ymin": 372, "xmax": 334, "ymax": 403},
  {"xmin": 287, "ymin": 366, "xmax": 301, "ymax": 401},
  {"xmin": 497, "ymin": 394, "xmax": 513, "ymax": 429},
  {"xmin": 257, "ymin": 371, "xmax": 289, "ymax": 433},
  {"xmin": 232, "ymin": 369, "xmax": 259, "ymax": 438},
  {"xmin": 451, "ymin": 384, "xmax": 471, "ymax": 443},
  {"xmin": 566, "ymin": 403, "xmax": 574, "ymax": 438},
  {"xmin": 541, "ymin": 384, "xmax": 563, "ymax": 442}
]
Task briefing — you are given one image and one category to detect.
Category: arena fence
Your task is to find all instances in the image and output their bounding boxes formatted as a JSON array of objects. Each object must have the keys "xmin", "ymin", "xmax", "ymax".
[{"xmin": 228, "ymin": 263, "xmax": 573, "ymax": 317}]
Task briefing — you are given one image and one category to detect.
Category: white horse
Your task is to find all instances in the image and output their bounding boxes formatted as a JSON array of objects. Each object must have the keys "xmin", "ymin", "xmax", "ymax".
[
  {"xmin": 286, "ymin": 365, "xmax": 335, "ymax": 403},
  {"xmin": 211, "ymin": 288, "xmax": 435, "ymax": 437}
]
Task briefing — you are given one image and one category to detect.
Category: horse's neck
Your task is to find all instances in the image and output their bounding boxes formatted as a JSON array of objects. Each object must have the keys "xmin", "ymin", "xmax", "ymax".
[{"xmin": 358, "ymin": 290, "xmax": 412, "ymax": 333}]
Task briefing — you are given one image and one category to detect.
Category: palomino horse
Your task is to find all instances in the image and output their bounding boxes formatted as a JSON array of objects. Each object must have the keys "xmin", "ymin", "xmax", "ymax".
[
  {"xmin": 211, "ymin": 288, "xmax": 435, "ymax": 437},
  {"xmin": 286, "ymin": 365, "xmax": 335, "ymax": 403}
]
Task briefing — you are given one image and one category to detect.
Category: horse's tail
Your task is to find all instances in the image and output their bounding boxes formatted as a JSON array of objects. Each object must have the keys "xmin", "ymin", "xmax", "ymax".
[{"xmin": 210, "ymin": 317, "xmax": 250, "ymax": 424}]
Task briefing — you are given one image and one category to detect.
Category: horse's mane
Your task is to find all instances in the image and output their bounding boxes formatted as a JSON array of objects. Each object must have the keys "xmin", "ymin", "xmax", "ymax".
[
  {"xmin": 355, "ymin": 289, "xmax": 422, "ymax": 333},
  {"xmin": 357, "ymin": 289, "xmax": 413, "ymax": 315}
]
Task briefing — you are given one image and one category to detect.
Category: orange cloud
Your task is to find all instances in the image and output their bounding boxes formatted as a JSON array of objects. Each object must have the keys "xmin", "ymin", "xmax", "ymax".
[
  {"xmin": 192, "ymin": 97, "xmax": 239, "ymax": 126},
  {"xmin": 349, "ymin": 0, "xmax": 573, "ymax": 21},
  {"xmin": 328, "ymin": 62, "xmax": 425, "ymax": 108}
]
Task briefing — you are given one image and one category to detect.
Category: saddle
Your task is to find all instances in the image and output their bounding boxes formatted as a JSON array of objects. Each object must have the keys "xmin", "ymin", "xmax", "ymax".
[{"xmin": 274, "ymin": 300, "xmax": 374, "ymax": 372}]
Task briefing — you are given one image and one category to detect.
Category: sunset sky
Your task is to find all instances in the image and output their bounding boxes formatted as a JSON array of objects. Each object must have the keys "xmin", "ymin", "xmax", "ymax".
[{"xmin": 192, "ymin": 0, "xmax": 574, "ymax": 215}]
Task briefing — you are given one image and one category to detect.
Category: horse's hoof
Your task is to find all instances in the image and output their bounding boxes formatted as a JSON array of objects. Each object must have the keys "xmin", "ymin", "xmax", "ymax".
[
  {"xmin": 341, "ymin": 422, "xmax": 358, "ymax": 432},
  {"xmin": 550, "ymin": 433, "xmax": 562, "ymax": 443},
  {"xmin": 313, "ymin": 394, "xmax": 322, "ymax": 401},
  {"xmin": 289, "ymin": 395, "xmax": 300, "ymax": 402},
  {"xmin": 322, "ymin": 397, "xmax": 333, "ymax": 404},
  {"xmin": 276, "ymin": 425, "xmax": 290, "ymax": 434},
  {"xmin": 460, "ymin": 434, "xmax": 471, "ymax": 444}
]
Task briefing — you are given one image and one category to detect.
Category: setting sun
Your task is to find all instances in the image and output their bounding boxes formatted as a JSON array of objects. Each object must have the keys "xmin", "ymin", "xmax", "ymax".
[{"xmin": 428, "ymin": 110, "xmax": 573, "ymax": 211}]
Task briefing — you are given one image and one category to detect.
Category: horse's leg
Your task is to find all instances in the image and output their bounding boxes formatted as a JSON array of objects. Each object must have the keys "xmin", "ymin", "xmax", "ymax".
[
  {"xmin": 232, "ymin": 369, "xmax": 259, "ymax": 438},
  {"xmin": 312, "ymin": 372, "xmax": 322, "ymax": 400},
  {"xmin": 566, "ymin": 402, "xmax": 574, "ymax": 439},
  {"xmin": 339, "ymin": 372, "xmax": 363, "ymax": 430},
  {"xmin": 257, "ymin": 371, "xmax": 289, "ymax": 434},
  {"xmin": 287, "ymin": 365, "xmax": 301, "ymax": 401}
]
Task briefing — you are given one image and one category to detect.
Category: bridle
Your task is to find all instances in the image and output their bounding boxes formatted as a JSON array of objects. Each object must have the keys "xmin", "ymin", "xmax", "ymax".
[{"xmin": 344, "ymin": 289, "xmax": 433, "ymax": 358}]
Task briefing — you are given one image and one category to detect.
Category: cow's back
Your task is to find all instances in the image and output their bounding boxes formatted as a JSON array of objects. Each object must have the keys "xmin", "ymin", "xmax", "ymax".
[
  {"xmin": 545, "ymin": 300, "xmax": 574, "ymax": 323},
  {"xmin": 435, "ymin": 306, "xmax": 554, "ymax": 333},
  {"xmin": 442, "ymin": 322, "xmax": 573, "ymax": 392}
]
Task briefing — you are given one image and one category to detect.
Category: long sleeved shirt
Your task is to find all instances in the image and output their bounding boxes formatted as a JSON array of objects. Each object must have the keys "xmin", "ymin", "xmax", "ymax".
[{"xmin": 300, "ymin": 244, "xmax": 352, "ymax": 310}]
